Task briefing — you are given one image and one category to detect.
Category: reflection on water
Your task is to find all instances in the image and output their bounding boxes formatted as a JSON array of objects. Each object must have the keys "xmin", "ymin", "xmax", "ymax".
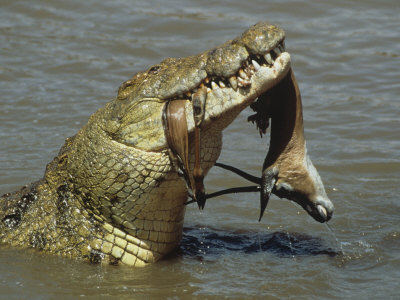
[{"xmin": 0, "ymin": 0, "xmax": 399, "ymax": 298}]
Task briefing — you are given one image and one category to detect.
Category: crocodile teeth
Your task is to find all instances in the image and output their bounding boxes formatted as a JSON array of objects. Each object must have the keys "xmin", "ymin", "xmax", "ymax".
[
  {"xmin": 211, "ymin": 81, "xmax": 219, "ymax": 90},
  {"xmin": 219, "ymin": 81, "xmax": 226, "ymax": 88},
  {"xmin": 264, "ymin": 53, "xmax": 273, "ymax": 65},
  {"xmin": 192, "ymin": 85, "xmax": 207, "ymax": 127},
  {"xmin": 252, "ymin": 60, "xmax": 261, "ymax": 71},
  {"xmin": 229, "ymin": 76, "xmax": 238, "ymax": 91},
  {"xmin": 273, "ymin": 46, "xmax": 281, "ymax": 56},
  {"xmin": 237, "ymin": 77, "xmax": 251, "ymax": 87},
  {"xmin": 238, "ymin": 69, "xmax": 247, "ymax": 79}
]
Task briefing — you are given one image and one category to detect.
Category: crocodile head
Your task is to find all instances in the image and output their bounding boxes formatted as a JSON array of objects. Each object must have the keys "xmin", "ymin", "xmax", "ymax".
[{"xmin": 111, "ymin": 22, "xmax": 290, "ymax": 153}]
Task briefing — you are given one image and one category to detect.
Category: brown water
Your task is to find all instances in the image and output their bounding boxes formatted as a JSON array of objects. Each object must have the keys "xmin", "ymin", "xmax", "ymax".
[{"xmin": 1, "ymin": 0, "xmax": 399, "ymax": 299}]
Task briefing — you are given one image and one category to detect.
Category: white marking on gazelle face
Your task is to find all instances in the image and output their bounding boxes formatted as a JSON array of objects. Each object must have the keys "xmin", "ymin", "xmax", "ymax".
[
  {"xmin": 303, "ymin": 144, "xmax": 329, "ymax": 200},
  {"xmin": 275, "ymin": 143, "xmax": 334, "ymax": 222}
]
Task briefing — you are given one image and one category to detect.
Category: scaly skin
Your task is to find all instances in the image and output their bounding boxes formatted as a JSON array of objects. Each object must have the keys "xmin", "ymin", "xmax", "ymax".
[{"xmin": 0, "ymin": 22, "xmax": 291, "ymax": 266}]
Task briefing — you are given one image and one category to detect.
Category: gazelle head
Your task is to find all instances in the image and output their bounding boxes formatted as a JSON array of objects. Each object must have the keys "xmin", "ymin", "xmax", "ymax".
[{"xmin": 258, "ymin": 70, "xmax": 333, "ymax": 223}]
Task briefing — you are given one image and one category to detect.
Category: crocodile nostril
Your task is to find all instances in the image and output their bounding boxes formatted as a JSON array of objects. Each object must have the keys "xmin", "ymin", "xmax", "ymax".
[{"xmin": 149, "ymin": 65, "xmax": 161, "ymax": 75}]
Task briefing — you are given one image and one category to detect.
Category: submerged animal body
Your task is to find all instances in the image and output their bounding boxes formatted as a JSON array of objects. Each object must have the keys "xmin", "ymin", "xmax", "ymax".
[{"xmin": 0, "ymin": 22, "xmax": 333, "ymax": 266}]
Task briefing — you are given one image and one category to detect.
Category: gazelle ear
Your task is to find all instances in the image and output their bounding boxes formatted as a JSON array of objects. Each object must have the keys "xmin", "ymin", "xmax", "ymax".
[{"xmin": 259, "ymin": 167, "xmax": 278, "ymax": 221}]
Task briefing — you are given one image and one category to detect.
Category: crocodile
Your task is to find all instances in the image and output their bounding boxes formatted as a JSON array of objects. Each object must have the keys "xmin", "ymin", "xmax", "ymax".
[{"xmin": 0, "ymin": 22, "xmax": 333, "ymax": 266}]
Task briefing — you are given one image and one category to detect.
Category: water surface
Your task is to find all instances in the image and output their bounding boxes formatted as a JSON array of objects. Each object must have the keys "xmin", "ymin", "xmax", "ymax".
[{"xmin": 1, "ymin": 0, "xmax": 399, "ymax": 299}]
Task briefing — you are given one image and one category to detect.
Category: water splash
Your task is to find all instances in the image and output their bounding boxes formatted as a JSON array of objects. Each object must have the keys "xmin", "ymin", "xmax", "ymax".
[
  {"xmin": 325, "ymin": 223, "xmax": 345, "ymax": 256},
  {"xmin": 199, "ymin": 225, "xmax": 208, "ymax": 257},
  {"xmin": 285, "ymin": 230, "xmax": 296, "ymax": 259}
]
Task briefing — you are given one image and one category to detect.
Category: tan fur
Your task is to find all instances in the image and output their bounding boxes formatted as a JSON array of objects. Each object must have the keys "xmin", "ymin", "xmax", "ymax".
[{"xmin": 263, "ymin": 69, "xmax": 332, "ymax": 221}]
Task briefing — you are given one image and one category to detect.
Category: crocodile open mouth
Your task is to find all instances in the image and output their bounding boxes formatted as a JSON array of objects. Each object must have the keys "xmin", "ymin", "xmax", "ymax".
[
  {"xmin": 161, "ymin": 24, "xmax": 291, "ymax": 210},
  {"xmin": 164, "ymin": 40, "xmax": 289, "ymax": 209},
  {"xmin": 171, "ymin": 40, "xmax": 287, "ymax": 101}
]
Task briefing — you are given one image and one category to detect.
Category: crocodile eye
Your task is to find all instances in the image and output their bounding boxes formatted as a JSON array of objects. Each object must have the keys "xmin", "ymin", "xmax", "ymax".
[{"xmin": 149, "ymin": 65, "xmax": 161, "ymax": 75}]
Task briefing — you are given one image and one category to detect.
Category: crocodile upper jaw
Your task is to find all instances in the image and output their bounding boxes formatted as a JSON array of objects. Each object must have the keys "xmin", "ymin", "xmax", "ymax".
[
  {"xmin": 112, "ymin": 22, "xmax": 291, "ymax": 151},
  {"xmin": 200, "ymin": 51, "xmax": 291, "ymax": 132}
]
